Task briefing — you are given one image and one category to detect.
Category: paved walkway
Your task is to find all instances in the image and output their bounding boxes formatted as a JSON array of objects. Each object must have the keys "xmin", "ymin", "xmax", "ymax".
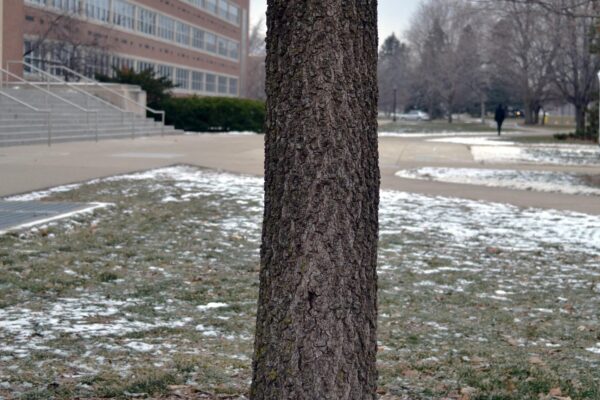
[{"xmin": 1, "ymin": 133, "xmax": 599, "ymax": 214}]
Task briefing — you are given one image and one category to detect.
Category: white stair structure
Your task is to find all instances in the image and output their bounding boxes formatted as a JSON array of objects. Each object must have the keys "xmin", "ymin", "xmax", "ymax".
[{"xmin": 0, "ymin": 62, "xmax": 180, "ymax": 146}]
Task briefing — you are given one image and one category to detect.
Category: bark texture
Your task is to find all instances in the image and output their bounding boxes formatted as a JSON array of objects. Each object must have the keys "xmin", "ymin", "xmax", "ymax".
[{"xmin": 251, "ymin": 1, "xmax": 379, "ymax": 399}]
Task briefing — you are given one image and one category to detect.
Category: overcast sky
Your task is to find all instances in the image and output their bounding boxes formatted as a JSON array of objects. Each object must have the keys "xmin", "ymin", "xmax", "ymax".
[{"xmin": 249, "ymin": 1, "xmax": 422, "ymax": 45}]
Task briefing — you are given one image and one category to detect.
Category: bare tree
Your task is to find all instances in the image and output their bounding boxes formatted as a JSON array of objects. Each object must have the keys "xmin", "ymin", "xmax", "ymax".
[
  {"xmin": 378, "ymin": 34, "xmax": 411, "ymax": 115},
  {"xmin": 408, "ymin": 0, "xmax": 486, "ymax": 122},
  {"xmin": 475, "ymin": 0, "xmax": 598, "ymax": 18},
  {"xmin": 487, "ymin": 1, "xmax": 557, "ymax": 124},
  {"xmin": 24, "ymin": 8, "xmax": 113, "ymax": 77},
  {"xmin": 549, "ymin": 0, "xmax": 600, "ymax": 134},
  {"xmin": 251, "ymin": 0, "xmax": 379, "ymax": 398}
]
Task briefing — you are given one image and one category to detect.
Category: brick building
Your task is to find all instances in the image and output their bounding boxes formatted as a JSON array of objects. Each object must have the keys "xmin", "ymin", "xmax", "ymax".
[{"xmin": 0, "ymin": 0, "xmax": 249, "ymax": 97}]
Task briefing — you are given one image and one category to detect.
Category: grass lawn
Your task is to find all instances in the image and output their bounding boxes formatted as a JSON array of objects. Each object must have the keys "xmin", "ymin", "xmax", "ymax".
[{"xmin": 1, "ymin": 166, "xmax": 599, "ymax": 399}]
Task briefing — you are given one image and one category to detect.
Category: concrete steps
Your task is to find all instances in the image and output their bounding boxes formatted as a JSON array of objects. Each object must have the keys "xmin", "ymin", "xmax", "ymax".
[{"xmin": 0, "ymin": 86, "xmax": 180, "ymax": 146}]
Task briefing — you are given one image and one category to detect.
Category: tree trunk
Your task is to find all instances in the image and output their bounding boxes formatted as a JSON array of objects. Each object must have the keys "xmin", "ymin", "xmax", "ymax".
[
  {"xmin": 251, "ymin": 1, "xmax": 380, "ymax": 399},
  {"xmin": 480, "ymin": 99, "xmax": 486, "ymax": 124},
  {"xmin": 524, "ymin": 101, "xmax": 536, "ymax": 125},
  {"xmin": 534, "ymin": 105, "xmax": 542, "ymax": 125},
  {"xmin": 575, "ymin": 104, "xmax": 586, "ymax": 135}
]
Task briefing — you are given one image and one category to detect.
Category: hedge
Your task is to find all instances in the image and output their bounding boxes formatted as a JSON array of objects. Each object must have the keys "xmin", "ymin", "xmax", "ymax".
[{"xmin": 163, "ymin": 96, "xmax": 265, "ymax": 133}]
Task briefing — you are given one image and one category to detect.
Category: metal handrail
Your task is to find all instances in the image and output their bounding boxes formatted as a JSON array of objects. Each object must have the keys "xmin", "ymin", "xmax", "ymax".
[
  {"xmin": 9, "ymin": 61, "xmax": 135, "ymax": 133},
  {"xmin": 0, "ymin": 66, "xmax": 99, "ymax": 142},
  {"xmin": 0, "ymin": 67, "xmax": 97, "ymax": 113},
  {"xmin": 0, "ymin": 90, "xmax": 49, "ymax": 113},
  {"xmin": 46, "ymin": 65, "xmax": 165, "ymax": 136},
  {"xmin": 0, "ymin": 91, "xmax": 53, "ymax": 146},
  {"xmin": 10, "ymin": 61, "xmax": 134, "ymax": 116}
]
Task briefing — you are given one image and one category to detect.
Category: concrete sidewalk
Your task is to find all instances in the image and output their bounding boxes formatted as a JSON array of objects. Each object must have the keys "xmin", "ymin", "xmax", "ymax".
[{"xmin": 1, "ymin": 134, "xmax": 599, "ymax": 215}]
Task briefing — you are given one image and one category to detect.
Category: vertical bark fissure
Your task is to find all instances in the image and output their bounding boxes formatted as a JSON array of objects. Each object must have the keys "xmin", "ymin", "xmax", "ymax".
[{"xmin": 251, "ymin": 1, "xmax": 379, "ymax": 399}]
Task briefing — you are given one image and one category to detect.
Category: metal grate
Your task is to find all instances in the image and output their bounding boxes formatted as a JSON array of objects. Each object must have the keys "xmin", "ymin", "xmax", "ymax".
[{"xmin": 0, "ymin": 201, "xmax": 93, "ymax": 232}]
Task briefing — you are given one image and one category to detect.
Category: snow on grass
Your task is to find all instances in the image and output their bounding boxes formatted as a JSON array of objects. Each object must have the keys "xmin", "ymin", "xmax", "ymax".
[
  {"xmin": 395, "ymin": 167, "xmax": 600, "ymax": 196},
  {"xmin": 1, "ymin": 165, "xmax": 599, "ymax": 399},
  {"xmin": 4, "ymin": 183, "xmax": 82, "ymax": 201},
  {"xmin": 197, "ymin": 302, "xmax": 229, "ymax": 311},
  {"xmin": 380, "ymin": 189, "xmax": 600, "ymax": 254},
  {"xmin": 587, "ymin": 345, "xmax": 600, "ymax": 355}
]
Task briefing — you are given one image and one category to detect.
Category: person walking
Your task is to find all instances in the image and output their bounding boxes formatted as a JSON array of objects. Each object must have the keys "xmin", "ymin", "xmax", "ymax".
[{"xmin": 495, "ymin": 104, "xmax": 506, "ymax": 136}]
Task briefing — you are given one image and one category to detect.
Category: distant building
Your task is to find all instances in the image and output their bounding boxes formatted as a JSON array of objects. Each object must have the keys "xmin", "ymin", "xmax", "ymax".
[{"xmin": 0, "ymin": 0, "xmax": 249, "ymax": 97}]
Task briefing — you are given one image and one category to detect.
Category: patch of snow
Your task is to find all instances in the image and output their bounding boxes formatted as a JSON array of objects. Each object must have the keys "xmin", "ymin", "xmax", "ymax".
[
  {"xmin": 197, "ymin": 302, "xmax": 229, "ymax": 311},
  {"xmin": 379, "ymin": 132, "xmax": 498, "ymax": 138},
  {"xmin": 4, "ymin": 183, "xmax": 82, "ymax": 201},
  {"xmin": 380, "ymin": 190, "xmax": 600, "ymax": 255},
  {"xmin": 185, "ymin": 131, "xmax": 258, "ymax": 136},
  {"xmin": 125, "ymin": 342, "xmax": 155, "ymax": 352},
  {"xmin": 395, "ymin": 167, "xmax": 600, "ymax": 196},
  {"xmin": 586, "ymin": 345, "xmax": 600, "ymax": 355},
  {"xmin": 428, "ymin": 137, "xmax": 514, "ymax": 146}
]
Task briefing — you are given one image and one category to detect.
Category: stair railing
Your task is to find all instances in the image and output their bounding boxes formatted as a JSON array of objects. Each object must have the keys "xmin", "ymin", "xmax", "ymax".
[
  {"xmin": 8, "ymin": 60, "xmax": 136, "ymax": 136},
  {"xmin": 0, "ymin": 67, "xmax": 99, "ymax": 142},
  {"xmin": 0, "ymin": 90, "xmax": 53, "ymax": 146},
  {"xmin": 34, "ymin": 64, "xmax": 166, "ymax": 137}
]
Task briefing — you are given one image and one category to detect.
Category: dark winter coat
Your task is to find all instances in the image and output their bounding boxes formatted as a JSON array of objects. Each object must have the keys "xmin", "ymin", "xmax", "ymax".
[{"xmin": 495, "ymin": 105, "xmax": 506, "ymax": 123}]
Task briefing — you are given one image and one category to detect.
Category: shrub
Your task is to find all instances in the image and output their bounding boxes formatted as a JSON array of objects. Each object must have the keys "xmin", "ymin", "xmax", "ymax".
[
  {"xmin": 553, "ymin": 133, "xmax": 569, "ymax": 141},
  {"xmin": 163, "ymin": 96, "xmax": 265, "ymax": 133}
]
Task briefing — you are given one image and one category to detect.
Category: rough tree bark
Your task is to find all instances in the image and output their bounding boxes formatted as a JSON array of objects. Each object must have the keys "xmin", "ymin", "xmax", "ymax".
[{"xmin": 251, "ymin": 1, "xmax": 380, "ymax": 399}]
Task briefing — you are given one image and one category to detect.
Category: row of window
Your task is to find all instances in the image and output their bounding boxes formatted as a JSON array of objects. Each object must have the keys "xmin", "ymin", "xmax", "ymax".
[
  {"xmin": 183, "ymin": 0, "xmax": 240, "ymax": 25},
  {"xmin": 23, "ymin": 40, "xmax": 239, "ymax": 96},
  {"xmin": 26, "ymin": 0, "xmax": 241, "ymax": 61},
  {"xmin": 26, "ymin": 0, "xmax": 240, "ymax": 26},
  {"xmin": 113, "ymin": 55, "xmax": 238, "ymax": 95}
]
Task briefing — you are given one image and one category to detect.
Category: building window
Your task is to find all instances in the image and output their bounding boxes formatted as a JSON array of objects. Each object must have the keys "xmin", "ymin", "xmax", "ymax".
[
  {"xmin": 191, "ymin": 71, "xmax": 204, "ymax": 91},
  {"xmin": 47, "ymin": 0, "xmax": 79, "ymax": 13},
  {"xmin": 157, "ymin": 65, "xmax": 174, "ymax": 81},
  {"xmin": 228, "ymin": 4, "xmax": 239, "ymax": 24},
  {"xmin": 205, "ymin": 0, "xmax": 217, "ymax": 14},
  {"xmin": 158, "ymin": 15, "xmax": 175, "ymax": 41},
  {"xmin": 228, "ymin": 42, "xmax": 239, "ymax": 60},
  {"xmin": 139, "ymin": 8, "xmax": 157, "ymax": 36},
  {"xmin": 138, "ymin": 61, "xmax": 155, "ymax": 73},
  {"xmin": 113, "ymin": 0, "xmax": 135, "ymax": 30},
  {"xmin": 205, "ymin": 33, "xmax": 217, "ymax": 53},
  {"xmin": 23, "ymin": 39, "xmax": 46, "ymax": 72},
  {"xmin": 218, "ymin": 76, "xmax": 228, "ymax": 94},
  {"xmin": 175, "ymin": 21, "xmax": 190, "ymax": 46},
  {"xmin": 218, "ymin": 0, "xmax": 228, "ymax": 19},
  {"xmin": 176, "ymin": 69, "xmax": 190, "ymax": 89},
  {"xmin": 205, "ymin": 73, "xmax": 216, "ymax": 92},
  {"xmin": 112, "ymin": 55, "xmax": 135, "ymax": 73},
  {"xmin": 217, "ymin": 37, "xmax": 228, "ymax": 57},
  {"xmin": 86, "ymin": 0, "xmax": 110, "ymax": 22},
  {"xmin": 229, "ymin": 78, "xmax": 238, "ymax": 95},
  {"xmin": 192, "ymin": 28, "xmax": 204, "ymax": 49}
]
